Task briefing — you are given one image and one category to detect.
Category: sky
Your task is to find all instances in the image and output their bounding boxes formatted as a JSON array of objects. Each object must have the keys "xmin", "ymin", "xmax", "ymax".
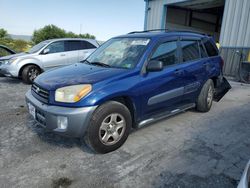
[{"xmin": 0, "ymin": 0, "xmax": 145, "ymax": 41}]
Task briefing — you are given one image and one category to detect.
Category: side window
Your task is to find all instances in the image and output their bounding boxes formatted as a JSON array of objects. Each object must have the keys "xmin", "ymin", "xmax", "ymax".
[
  {"xmin": 66, "ymin": 41, "xmax": 81, "ymax": 51},
  {"xmin": 46, "ymin": 41, "xmax": 65, "ymax": 54},
  {"xmin": 199, "ymin": 41, "xmax": 207, "ymax": 58},
  {"xmin": 81, "ymin": 41, "xmax": 96, "ymax": 50},
  {"xmin": 180, "ymin": 40, "xmax": 200, "ymax": 62},
  {"xmin": 203, "ymin": 39, "xmax": 218, "ymax": 57},
  {"xmin": 151, "ymin": 41, "xmax": 179, "ymax": 67}
]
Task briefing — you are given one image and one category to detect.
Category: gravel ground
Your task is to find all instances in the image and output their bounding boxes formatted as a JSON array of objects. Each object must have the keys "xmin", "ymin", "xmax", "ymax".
[{"xmin": 0, "ymin": 77, "xmax": 250, "ymax": 188}]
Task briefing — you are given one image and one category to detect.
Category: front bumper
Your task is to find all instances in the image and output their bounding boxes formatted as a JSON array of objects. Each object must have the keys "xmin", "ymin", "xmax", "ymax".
[
  {"xmin": 25, "ymin": 90, "xmax": 97, "ymax": 137},
  {"xmin": 0, "ymin": 64, "xmax": 19, "ymax": 77}
]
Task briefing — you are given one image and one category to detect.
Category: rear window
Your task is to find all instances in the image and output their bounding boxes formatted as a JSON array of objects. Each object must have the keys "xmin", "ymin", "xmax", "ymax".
[
  {"xmin": 203, "ymin": 39, "xmax": 218, "ymax": 57},
  {"xmin": 81, "ymin": 41, "xmax": 96, "ymax": 49},
  {"xmin": 180, "ymin": 40, "xmax": 200, "ymax": 62},
  {"xmin": 66, "ymin": 41, "xmax": 81, "ymax": 51}
]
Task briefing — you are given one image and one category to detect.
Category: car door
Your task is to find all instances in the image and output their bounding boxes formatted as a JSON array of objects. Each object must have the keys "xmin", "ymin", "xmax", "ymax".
[
  {"xmin": 65, "ymin": 40, "xmax": 81, "ymax": 64},
  {"xmin": 78, "ymin": 41, "xmax": 97, "ymax": 61},
  {"xmin": 178, "ymin": 38, "xmax": 208, "ymax": 104},
  {"xmin": 139, "ymin": 37, "xmax": 188, "ymax": 120},
  {"xmin": 40, "ymin": 41, "xmax": 68, "ymax": 70}
]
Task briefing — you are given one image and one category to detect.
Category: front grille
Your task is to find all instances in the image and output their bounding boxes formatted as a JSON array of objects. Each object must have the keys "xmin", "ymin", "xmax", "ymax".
[{"xmin": 31, "ymin": 84, "xmax": 49, "ymax": 103}]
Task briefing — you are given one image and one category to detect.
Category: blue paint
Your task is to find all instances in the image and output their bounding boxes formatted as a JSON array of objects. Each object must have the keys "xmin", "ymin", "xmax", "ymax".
[{"xmin": 33, "ymin": 31, "xmax": 222, "ymax": 123}]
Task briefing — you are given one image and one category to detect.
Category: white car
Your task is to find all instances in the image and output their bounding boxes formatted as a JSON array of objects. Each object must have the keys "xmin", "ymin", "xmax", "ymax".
[
  {"xmin": 0, "ymin": 38, "xmax": 99, "ymax": 84},
  {"xmin": 238, "ymin": 160, "xmax": 250, "ymax": 188}
]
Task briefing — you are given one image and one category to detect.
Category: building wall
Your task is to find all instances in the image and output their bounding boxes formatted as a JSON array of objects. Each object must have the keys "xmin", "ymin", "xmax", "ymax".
[
  {"xmin": 144, "ymin": 0, "xmax": 250, "ymax": 78},
  {"xmin": 145, "ymin": 0, "xmax": 250, "ymax": 48},
  {"xmin": 220, "ymin": 0, "xmax": 250, "ymax": 48}
]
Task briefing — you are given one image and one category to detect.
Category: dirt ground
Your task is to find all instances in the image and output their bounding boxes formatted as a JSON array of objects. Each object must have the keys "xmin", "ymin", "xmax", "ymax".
[{"xmin": 0, "ymin": 77, "xmax": 250, "ymax": 188}]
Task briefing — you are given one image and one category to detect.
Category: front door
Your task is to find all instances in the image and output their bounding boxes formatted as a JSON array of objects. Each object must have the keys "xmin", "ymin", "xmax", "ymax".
[
  {"xmin": 41, "ymin": 41, "xmax": 68, "ymax": 70},
  {"xmin": 139, "ymin": 38, "xmax": 187, "ymax": 120}
]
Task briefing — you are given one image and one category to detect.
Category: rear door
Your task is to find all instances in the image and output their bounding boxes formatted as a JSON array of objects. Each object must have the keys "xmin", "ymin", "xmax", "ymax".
[
  {"xmin": 178, "ymin": 37, "xmax": 208, "ymax": 104},
  {"xmin": 65, "ymin": 40, "xmax": 82, "ymax": 64},
  {"xmin": 79, "ymin": 41, "xmax": 97, "ymax": 61},
  {"xmin": 41, "ymin": 41, "xmax": 68, "ymax": 70},
  {"xmin": 65, "ymin": 40, "xmax": 97, "ymax": 63},
  {"xmin": 139, "ymin": 37, "xmax": 187, "ymax": 120}
]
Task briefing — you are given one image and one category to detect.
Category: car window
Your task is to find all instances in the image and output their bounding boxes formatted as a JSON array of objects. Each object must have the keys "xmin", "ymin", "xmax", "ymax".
[
  {"xmin": 46, "ymin": 41, "xmax": 65, "ymax": 54},
  {"xmin": 66, "ymin": 41, "xmax": 81, "ymax": 51},
  {"xmin": 180, "ymin": 40, "xmax": 200, "ymax": 62},
  {"xmin": 151, "ymin": 41, "xmax": 179, "ymax": 67},
  {"xmin": 81, "ymin": 41, "xmax": 96, "ymax": 49},
  {"xmin": 203, "ymin": 39, "xmax": 218, "ymax": 57},
  {"xmin": 199, "ymin": 41, "xmax": 207, "ymax": 58}
]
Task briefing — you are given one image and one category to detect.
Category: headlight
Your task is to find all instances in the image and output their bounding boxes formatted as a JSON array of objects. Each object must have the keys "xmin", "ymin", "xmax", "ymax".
[
  {"xmin": 55, "ymin": 84, "xmax": 92, "ymax": 103},
  {"xmin": 4, "ymin": 58, "xmax": 17, "ymax": 65}
]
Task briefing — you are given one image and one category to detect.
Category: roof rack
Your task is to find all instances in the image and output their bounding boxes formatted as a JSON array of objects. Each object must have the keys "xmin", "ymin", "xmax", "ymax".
[{"xmin": 128, "ymin": 29, "xmax": 207, "ymax": 36}]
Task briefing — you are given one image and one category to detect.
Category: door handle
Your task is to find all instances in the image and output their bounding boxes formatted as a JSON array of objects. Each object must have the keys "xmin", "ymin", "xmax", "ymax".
[
  {"xmin": 203, "ymin": 62, "xmax": 209, "ymax": 66},
  {"xmin": 60, "ymin": 54, "xmax": 66, "ymax": 57}
]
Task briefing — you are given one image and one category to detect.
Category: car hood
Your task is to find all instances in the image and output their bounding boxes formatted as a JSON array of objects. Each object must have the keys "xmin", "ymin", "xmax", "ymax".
[
  {"xmin": 0, "ymin": 52, "xmax": 30, "ymax": 61},
  {"xmin": 34, "ymin": 63, "xmax": 128, "ymax": 90}
]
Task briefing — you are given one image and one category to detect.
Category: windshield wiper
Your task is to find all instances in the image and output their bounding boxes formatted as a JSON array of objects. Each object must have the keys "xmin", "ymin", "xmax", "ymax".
[
  {"xmin": 80, "ymin": 59, "xmax": 91, "ymax": 64},
  {"xmin": 89, "ymin": 61, "xmax": 111, "ymax": 68},
  {"xmin": 80, "ymin": 60, "xmax": 111, "ymax": 68}
]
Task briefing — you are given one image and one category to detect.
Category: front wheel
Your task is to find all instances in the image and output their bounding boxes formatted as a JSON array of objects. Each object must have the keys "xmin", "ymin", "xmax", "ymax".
[
  {"xmin": 84, "ymin": 101, "xmax": 132, "ymax": 153},
  {"xmin": 22, "ymin": 65, "xmax": 41, "ymax": 84},
  {"xmin": 196, "ymin": 79, "xmax": 214, "ymax": 112}
]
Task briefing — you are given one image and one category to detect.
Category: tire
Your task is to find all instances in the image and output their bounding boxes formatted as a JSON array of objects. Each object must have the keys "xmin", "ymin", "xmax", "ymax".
[
  {"xmin": 84, "ymin": 101, "xmax": 132, "ymax": 153},
  {"xmin": 21, "ymin": 65, "xmax": 41, "ymax": 84},
  {"xmin": 196, "ymin": 79, "xmax": 214, "ymax": 112}
]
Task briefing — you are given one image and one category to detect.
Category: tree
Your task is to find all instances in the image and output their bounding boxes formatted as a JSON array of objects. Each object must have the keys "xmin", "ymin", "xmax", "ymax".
[
  {"xmin": 32, "ymin": 25, "xmax": 96, "ymax": 44},
  {"xmin": 32, "ymin": 25, "xmax": 66, "ymax": 44},
  {"xmin": 0, "ymin": 28, "xmax": 8, "ymax": 38}
]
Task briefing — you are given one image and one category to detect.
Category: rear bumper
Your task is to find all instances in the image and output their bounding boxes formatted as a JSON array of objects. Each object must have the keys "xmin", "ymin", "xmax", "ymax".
[
  {"xmin": 25, "ymin": 90, "xmax": 97, "ymax": 137},
  {"xmin": 214, "ymin": 76, "xmax": 231, "ymax": 102}
]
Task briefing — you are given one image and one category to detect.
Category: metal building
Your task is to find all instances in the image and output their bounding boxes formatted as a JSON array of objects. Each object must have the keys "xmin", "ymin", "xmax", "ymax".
[{"xmin": 144, "ymin": 0, "xmax": 250, "ymax": 80}]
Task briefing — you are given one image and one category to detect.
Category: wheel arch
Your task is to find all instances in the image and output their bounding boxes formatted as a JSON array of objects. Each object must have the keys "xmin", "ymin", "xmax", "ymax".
[
  {"xmin": 99, "ymin": 96, "xmax": 137, "ymax": 128},
  {"xmin": 18, "ymin": 63, "xmax": 43, "ymax": 78}
]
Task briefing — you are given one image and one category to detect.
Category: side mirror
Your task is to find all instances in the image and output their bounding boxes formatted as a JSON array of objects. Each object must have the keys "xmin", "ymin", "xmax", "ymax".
[
  {"xmin": 146, "ymin": 60, "xmax": 163, "ymax": 72},
  {"xmin": 42, "ymin": 48, "xmax": 50, "ymax": 55}
]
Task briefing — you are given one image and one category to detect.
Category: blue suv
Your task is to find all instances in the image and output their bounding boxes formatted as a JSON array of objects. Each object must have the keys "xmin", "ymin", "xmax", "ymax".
[{"xmin": 25, "ymin": 30, "xmax": 231, "ymax": 153}]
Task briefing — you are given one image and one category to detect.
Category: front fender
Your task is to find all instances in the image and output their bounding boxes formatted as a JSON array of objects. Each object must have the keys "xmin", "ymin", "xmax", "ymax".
[{"xmin": 16, "ymin": 57, "xmax": 43, "ymax": 75}]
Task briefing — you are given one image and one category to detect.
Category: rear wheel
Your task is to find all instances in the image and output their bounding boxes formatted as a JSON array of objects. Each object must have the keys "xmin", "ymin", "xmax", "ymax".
[
  {"xmin": 196, "ymin": 79, "xmax": 214, "ymax": 112},
  {"xmin": 21, "ymin": 65, "xmax": 40, "ymax": 84},
  {"xmin": 84, "ymin": 101, "xmax": 132, "ymax": 153}
]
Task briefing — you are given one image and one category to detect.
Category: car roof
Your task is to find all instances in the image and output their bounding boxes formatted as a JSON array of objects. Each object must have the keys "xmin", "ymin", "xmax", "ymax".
[
  {"xmin": 45, "ymin": 38, "xmax": 97, "ymax": 42},
  {"xmin": 116, "ymin": 30, "xmax": 209, "ymax": 40}
]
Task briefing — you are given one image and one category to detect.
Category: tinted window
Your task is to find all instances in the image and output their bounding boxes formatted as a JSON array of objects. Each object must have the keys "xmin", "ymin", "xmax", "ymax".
[
  {"xmin": 81, "ymin": 41, "xmax": 96, "ymax": 49},
  {"xmin": 199, "ymin": 41, "xmax": 207, "ymax": 58},
  {"xmin": 180, "ymin": 40, "xmax": 200, "ymax": 62},
  {"xmin": 203, "ymin": 39, "xmax": 218, "ymax": 57},
  {"xmin": 46, "ymin": 41, "xmax": 65, "ymax": 54},
  {"xmin": 151, "ymin": 41, "xmax": 178, "ymax": 67},
  {"xmin": 66, "ymin": 41, "xmax": 81, "ymax": 51}
]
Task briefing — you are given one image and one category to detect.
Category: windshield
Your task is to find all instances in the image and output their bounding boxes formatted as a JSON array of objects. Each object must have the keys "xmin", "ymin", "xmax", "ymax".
[
  {"xmin": 86, "ymin": 38, "xmax": 150, "ymax": 69},
  {"xmin": 28, "ymin": 41, "xmax": 50, "ymax": 54}
]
